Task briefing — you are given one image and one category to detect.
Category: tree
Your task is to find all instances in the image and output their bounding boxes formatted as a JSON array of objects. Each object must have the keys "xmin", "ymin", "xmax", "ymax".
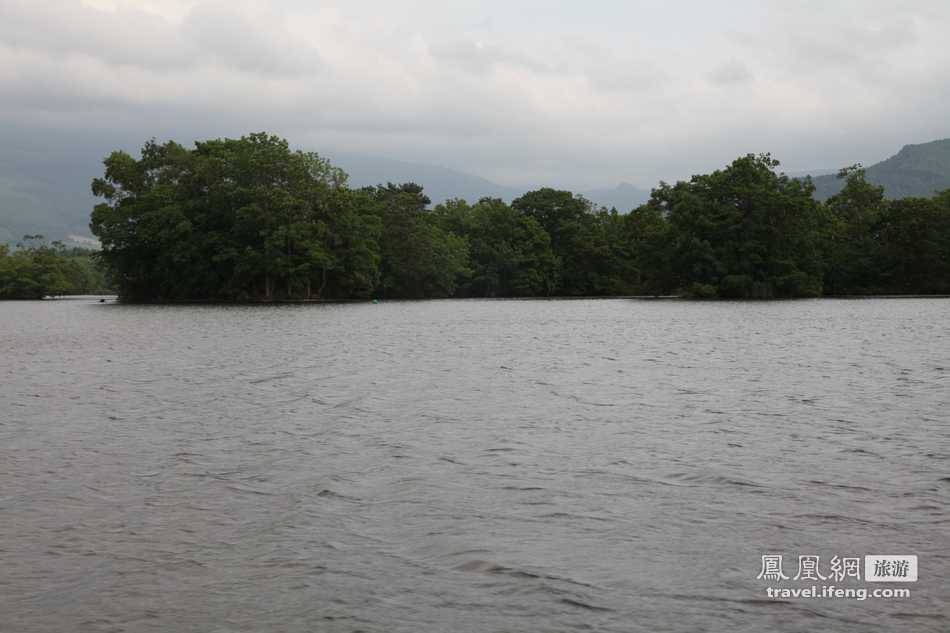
[
  {"xmin": 369, "ymin": 183, "xmax": 469, "ymax": 298},
  {"xmin": 649, "ymin": 154, "xmax": 824, "ymax": 298},
  {"xmin": 624, "ymin": 200, "xmax": 674, "ymax": 294},
  {"xmin": 0, "ymin": 236, "xmax": 75, "ymax": 299},
  {"xmin": 87, "ymin": 136, "xmax": 950, "ymax": 302},
  {"xmin": 822, "ymin": 166, "xmax": 887, "ymax": 294},
  {"xmin": 433, "ymin": 197, "xmax": 558, "ymax": 296},
  {"xmin": 875, "ymin": 194, "xmax": 950, "ymax": 294},
  {"xmin": 91, "ymin": 133, "xmax": 371, "ymax": 301},
  {"xmin": 511, "ymin": 188, "xmax": 629, "ymax": 295}
]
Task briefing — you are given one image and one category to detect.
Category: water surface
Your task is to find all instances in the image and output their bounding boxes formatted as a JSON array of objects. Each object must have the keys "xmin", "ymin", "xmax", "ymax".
[{"xmin": 2, "ymin": 298, "xmax": 949, "ymax": 631}]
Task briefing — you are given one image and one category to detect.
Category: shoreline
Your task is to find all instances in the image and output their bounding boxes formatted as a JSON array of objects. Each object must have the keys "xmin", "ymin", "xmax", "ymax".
[{"xmin": 22, "ymin": 293, "xmax": 950, "ymax": 304}]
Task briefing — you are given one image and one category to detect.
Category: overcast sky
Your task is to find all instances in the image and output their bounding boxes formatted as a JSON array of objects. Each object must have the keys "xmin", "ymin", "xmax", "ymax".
[{"xmin": 2, "ymin": 0, "xmax": 950, "ymax": 189}]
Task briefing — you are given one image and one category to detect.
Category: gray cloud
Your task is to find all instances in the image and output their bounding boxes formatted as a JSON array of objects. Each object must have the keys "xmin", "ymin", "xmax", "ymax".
[
  {"xmin": 428, "ymin": 39, "xmax": 552, "ymax": 76},
  {"xmin": 0, "ymin": 0, "xmax": 949, "ymax": 195},
  {"xmin": 708, "ymin": 60, "xmax": 754, "ymax": 86},
  {"xmin": 182, "ymin": 2, "xmax": 323, "ymax": 76},
  {"xmin": 0, "ymin": 0, "xmax": 191, "ymax": 70}
]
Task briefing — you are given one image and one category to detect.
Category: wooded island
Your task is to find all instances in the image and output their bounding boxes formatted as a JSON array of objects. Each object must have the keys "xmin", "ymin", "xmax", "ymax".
[{"xmin": 74, "ymin": 132, "xmax": 950, "ymax": 301}]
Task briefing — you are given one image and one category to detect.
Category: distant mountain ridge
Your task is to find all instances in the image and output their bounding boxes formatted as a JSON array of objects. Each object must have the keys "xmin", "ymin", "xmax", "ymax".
[
  {"xmin": 580, "ymin": 182, "xmax": 651, "ymax": 211},
  {"xmin": 332, "ymin": 152, "xmax": 650, "ymax": 211},
  {"xmin": 810, "ymin": 138, "xmax": 950, "ymax": 200},
  {"xmin": 330, "ymin": 152, "xmax": 523, "ymax": 204}
]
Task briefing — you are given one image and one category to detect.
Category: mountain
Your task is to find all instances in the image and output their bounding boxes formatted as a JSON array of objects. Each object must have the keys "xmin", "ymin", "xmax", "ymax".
[
  {"xmin": 333, "ymin": 153, "xmax": 651, "ymax": 211},
  {"xmin": 330, "ymin": 152, "xmax": 524, "ymax": 204},
  {"xmin": 581, "ymin": 182, "xmax": 651, "ymax": 212},
  {"xmin": 785, "ymin": 168, "xmax": 837, "ymax": 179},
  {"xmin": 810, "ymin": 138, "xmax": 950, "ymax": 200}
]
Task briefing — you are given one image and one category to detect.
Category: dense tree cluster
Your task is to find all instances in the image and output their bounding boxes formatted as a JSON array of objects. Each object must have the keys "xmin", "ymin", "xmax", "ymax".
[
  {"xmin": 88, "ymin": 134, "xmax": 950, "ymax": 302},
  {"xmin": 0, "ymin": 236, "xmax": 111, "ymax": 299},
  {"xmin": 821, "ymin": 167, "xmax": 950, "ymax": 295}
]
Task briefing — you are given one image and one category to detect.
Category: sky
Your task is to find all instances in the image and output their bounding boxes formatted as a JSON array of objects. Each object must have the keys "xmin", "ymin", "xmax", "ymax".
[{"xmin": 2, "ymin": 0, "xmax": 950, "ymax": 190}]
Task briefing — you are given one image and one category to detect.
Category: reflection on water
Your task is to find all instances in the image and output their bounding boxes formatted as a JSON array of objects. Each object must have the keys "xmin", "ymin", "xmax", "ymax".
[{"xmin": 1, "ymin": 298, "xmax": 949, "ymax": 632}]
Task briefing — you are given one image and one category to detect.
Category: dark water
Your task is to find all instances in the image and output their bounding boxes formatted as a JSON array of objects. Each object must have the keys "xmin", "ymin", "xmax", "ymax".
[{"xmin": 2, "ymin": 297, "xmax": 949, "ymax": 632}]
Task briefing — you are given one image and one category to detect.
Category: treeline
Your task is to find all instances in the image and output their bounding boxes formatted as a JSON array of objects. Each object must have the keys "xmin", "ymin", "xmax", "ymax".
[
  {"xmin": 0, "ymin": 236, "xmax": 113, "ymax": 299},
  {"xmin": 89, "ymin": 133, "xmax": 950, "ymax": 302}
]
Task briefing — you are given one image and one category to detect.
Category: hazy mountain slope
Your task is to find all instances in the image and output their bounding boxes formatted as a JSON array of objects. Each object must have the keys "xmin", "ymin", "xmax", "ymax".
[
  {"xmin": 785, "ymin": 168, "xmax": 837, "ymax": 179},
  {"xmin": 811, "ymin": 138, "xmax": 950, "ymax": 200},
  {"xmin": 329, "ymin": 152, "xmax": 524, "ymax": 203},
  {"xmin": 581, "ymin": 182, "xmax": 651, "ymax": 212},
  {"xmin": 289, "ymin": 152, "xmax": 653, "ymax": 211}
]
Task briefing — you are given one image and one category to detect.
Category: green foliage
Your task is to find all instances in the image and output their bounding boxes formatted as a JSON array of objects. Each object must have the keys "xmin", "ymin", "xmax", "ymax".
[
  {"xmin": 822, "ymin": 166, "xmax": 887, "ymax": 294},
  {"xmin": 875, "ymin": 196, "xmax": 950, "ymax": 294},
  {"xmin": 92, "ymin": 134, "xmax": 378, "ymax": 301},
  {"xmin": 432, "ymin": 197, "xmax": 558, "ymax": 297},
  {"xmin": 0, "ymin": 236, "xmax": 112, "ymax": 299},
  {"xmin": 368, "ymin": 183, "xmax": 469, "ymax": 299},
  {"xmin": 646, "ymin": 154, "xmax": 826, "ymax": 298},
  {"xmin": 820, "ymin": 168, "xmax": 950, "ymax": 295},
  {"xmin": 511, "ymin": 189, "xmax": 637, "ymax": 295},
  {"xmin": 87, "ymin": 133, "xmax": 950, "ymax": 302}
]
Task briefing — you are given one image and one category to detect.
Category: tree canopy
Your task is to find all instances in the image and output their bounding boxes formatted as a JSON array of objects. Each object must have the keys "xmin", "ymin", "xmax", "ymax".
[
  {"xmin": 80, "ymin": 133, "xmax": 950, "ymax": 302},
  {"xmin": 0, "ymin": 236, "xmax": 112, "ymax": 299}
]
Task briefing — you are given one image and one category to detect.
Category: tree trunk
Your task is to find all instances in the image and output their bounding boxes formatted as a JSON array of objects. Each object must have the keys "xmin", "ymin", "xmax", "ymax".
[
  {"xmin": 286, "ymin": 235, "xmax": 293, "ymax": 299},
  {"xmin": 318, "ymin": 267, "xmax": 328, "ymax": 298}
]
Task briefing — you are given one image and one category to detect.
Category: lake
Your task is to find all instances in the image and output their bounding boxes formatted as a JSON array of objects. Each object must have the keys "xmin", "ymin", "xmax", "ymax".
[{"xmin": 1, "ymin": 297, "xmax": 948, "ymax": 632}]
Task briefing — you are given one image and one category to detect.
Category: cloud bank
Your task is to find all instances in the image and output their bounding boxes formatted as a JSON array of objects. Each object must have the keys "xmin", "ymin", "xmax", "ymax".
[{"xmin": 2, "ymin": 0, "xmax": 950, "ymax": 190}]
